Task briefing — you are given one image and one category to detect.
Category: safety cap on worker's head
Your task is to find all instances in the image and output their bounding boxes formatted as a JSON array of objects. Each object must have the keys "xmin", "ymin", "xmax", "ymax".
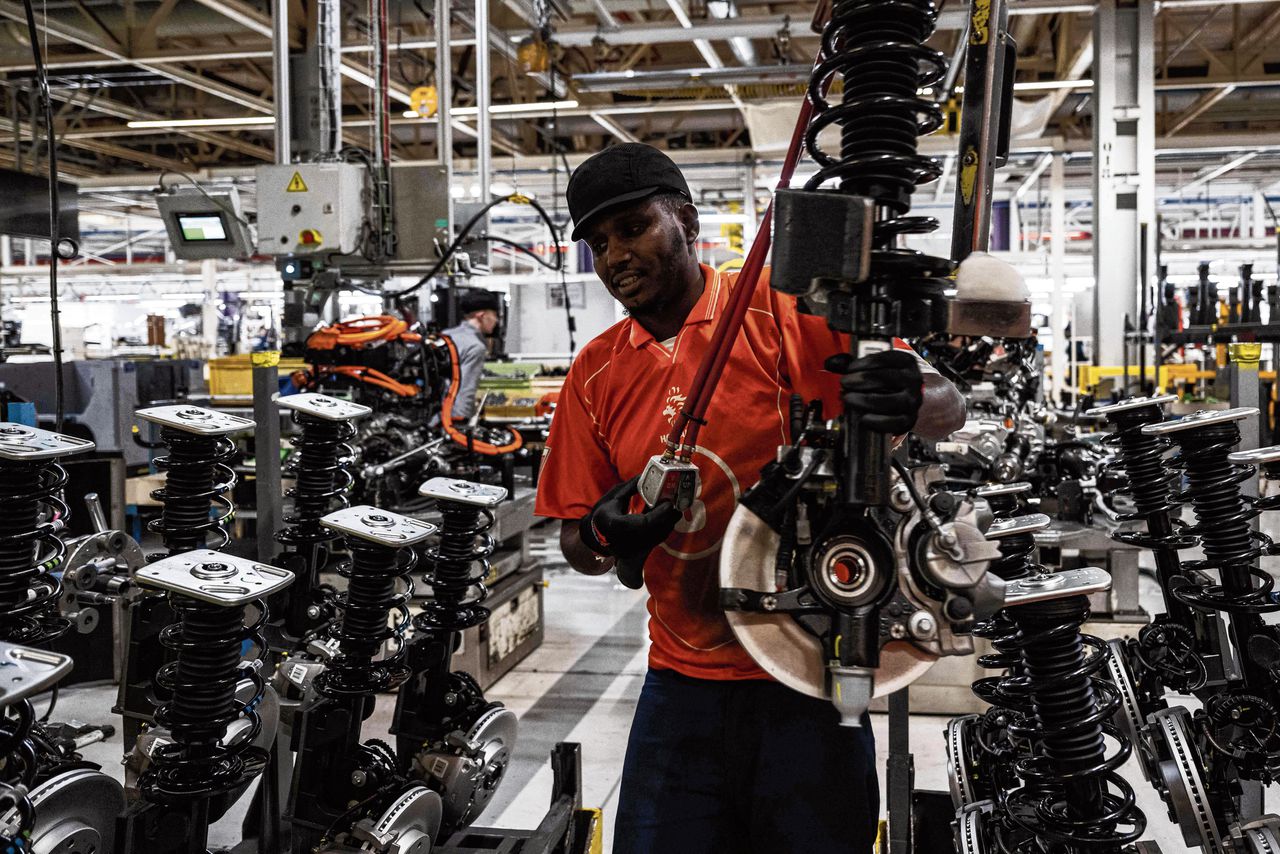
[
  {"xmin": 459, "ymin": 288, "xmax": 502, "ymax": 315},
  {"xmin": 567, "ymin": 143, "xmax": 692, "ymax": 242}
]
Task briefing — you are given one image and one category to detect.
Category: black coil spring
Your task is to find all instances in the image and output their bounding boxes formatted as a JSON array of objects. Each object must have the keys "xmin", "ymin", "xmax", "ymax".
[
  {"xmin": 148, "ymin": 428, "xmax": 237, "ymax": 554},
  {"xmin": 1100, "ymin": 406, "xmax": 1205, "ymax": 692},
  {"xmin": 1167, "ymin": 422, "xmax": 1279, "ymax": 615},
  {"xmin": 317, "ymin": 538, "xmax": 415, "ymax": 697},
  {"xmin": 143, "ymin": 596, "xmax": 266, "ymax": 801},
  {"xmin": 0, "ymin": 698, "xmax": 39, "ymax": 843},
  {"xmin": 278, "ymin": 413, "xmax": 357, "ymax": 547},
  {"xmin": 0, "ymin": 459, "xmax": 69, "ymax": 644},
  {"xmin": 1001, "ymin": 595, "xmax": 1146, "ymax": 850},
  {"xmin": 806, "ymin": 0, "xmax": 953, "ymax": 310},
  {"xmin": 417, "ymin": 501, "xmax": 495, "ymax": 632},
  {"xmin": 971, "ymin": 491, "xmax": 1035, "ymax": 758},
  {"xmin": 1101, "ymin": 409, "xmax": 1184, "ymax": 546}
]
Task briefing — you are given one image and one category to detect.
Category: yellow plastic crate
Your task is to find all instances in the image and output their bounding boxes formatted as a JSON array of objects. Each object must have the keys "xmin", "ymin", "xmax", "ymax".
[{"xmin": 208, "ymin": 354, "xmax": 307, "ymax": 397}]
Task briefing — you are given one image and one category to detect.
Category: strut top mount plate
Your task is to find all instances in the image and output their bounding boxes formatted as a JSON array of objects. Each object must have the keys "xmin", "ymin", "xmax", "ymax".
[
  {"xmin": 277, "ymin": 392, "xmax": 371, "ymax": 421},
  {"xmin": 136, "ymin": 549, "xmax": 293, "ymax": 604},
  {"xmin": 322, "ymin": 505, "xmax": 437, "ymax": 546},
  {"xmin": 1228, "ymin": 445, "xmax": 1280, "ymax": 465},
  {"xmin": 0, "ymin": 423, "xmax": 95, "ymax": 461},
  {"xmin": 137, "ymin": 405, "xmax": 256, "ymax": 435},
  {"xmin": 1001, "ymin": 566, "xmax": 1110, "ymax": 605},
  {"xmin": 0, "ymin": 642, "xmax": 72, "ymax": 702},
  {"xmin": 1143, "ymin": 407, "xmax": 1258, "ymax": 435},
  {"xmin": 985, "ymin": 513, "xmax": 1051, "ymax": 539},
  {"xmin": 1088, "ymin": 394, "xmax": 1177, "ymax": 417},
  {"xmin": 972, "ymin": 482, "xmax": 1031, "ymax": 498},
  {"xmin": 419, "ymin": 477, "xmax": 507, "ymax": 507}
]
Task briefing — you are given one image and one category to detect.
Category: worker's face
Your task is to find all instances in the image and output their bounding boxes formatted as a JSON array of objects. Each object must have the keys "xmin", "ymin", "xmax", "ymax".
[
  {"xmin": 475, "ymin": 309, "xmax": 500, "ymax": 335},
  {"xmin": 583, "ymin": 196, "xmax": 700, "ymax": 319}
]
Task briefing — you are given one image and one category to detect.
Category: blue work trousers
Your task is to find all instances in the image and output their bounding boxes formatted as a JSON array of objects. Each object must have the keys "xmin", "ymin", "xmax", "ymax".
[{"xmin": 614, "ymin": 668, "xmax": 879, "ymax": 854}]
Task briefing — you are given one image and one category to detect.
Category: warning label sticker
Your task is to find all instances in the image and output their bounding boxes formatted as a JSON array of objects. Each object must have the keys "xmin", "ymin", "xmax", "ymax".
[{"xmin": 286, "ymin": 172, "xmax": 308, "ymax": 192}]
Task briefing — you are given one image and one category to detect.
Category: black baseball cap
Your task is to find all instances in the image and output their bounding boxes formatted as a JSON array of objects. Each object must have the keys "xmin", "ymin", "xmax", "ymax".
[
  {"xmin": 459, "ymin": 288, "xmax": 501, "ymax": 315},
  {"xmin": 567, "ymin": 143, "xmax": 692, "ymax": 241}
]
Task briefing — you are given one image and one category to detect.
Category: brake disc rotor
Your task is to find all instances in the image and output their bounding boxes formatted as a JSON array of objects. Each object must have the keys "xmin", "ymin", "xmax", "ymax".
[
  {"xmin": 719, "ymin": 505, "xmax": 936, "ymax": 700},
  {"xmin": 1152, "ymin": 707, "xmax": 1224, "ymax": 852},
  {"xmin": 955, "ymin": 803, "xmax": 991, "ymax": 854},
  {"xmin": 1238, "ymin": 817, "xmax": 1280, "ymax": 854},
  {"xmin": 1105, "ymin": 639, "xmax": 1153, "ymax": 782},
  {"xmin": 415, "ymin": 705, "xmax": 518, "ymax": 828},
  {"xmin": 369, "ymin": 786, "xmax": 442, "ymax": 854},
  {"xmin": 947, "ymin": 715, "xmax": 981, "ymax": 810},
  {"xmin": 27, "ymin": 767, "xmax": 126, "ymax": 854}
]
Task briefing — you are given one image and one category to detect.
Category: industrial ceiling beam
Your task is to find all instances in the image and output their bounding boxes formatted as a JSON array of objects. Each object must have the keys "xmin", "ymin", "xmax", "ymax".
[
  {"xmin": 1165, "ymin": 84, "xmax": 1236, "ymax": 135},
  {"xmin": 0, "ymin": 0, "xmax": 272, "ymax": 113},
  {"xmin": 1179, "ymin": 151, "xmax": 1260, "ymax": 193},
  {"xmin": 589, "ymin": 113, "xmax": 640, "ymax": 143}
]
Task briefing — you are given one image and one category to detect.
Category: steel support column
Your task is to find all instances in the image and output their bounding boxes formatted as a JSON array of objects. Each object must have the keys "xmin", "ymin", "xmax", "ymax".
[
  {"xmin": 1092, "ymin": 0, "xmax": 1154, "ymax": 367},
  {"xmin": 1051, "ymin": 153, "xmax": 1067, "ymax": 405},
  {"xmin": 272, "ymin": 0, "xmax": 291, "ymax": 163},
  {"xmin": 475, "ymin": 0, "xmax": 492, "ymax": 203},
  {"xmin": 436, "ymin": 0, "xmax": 455, "ymax": 231}
]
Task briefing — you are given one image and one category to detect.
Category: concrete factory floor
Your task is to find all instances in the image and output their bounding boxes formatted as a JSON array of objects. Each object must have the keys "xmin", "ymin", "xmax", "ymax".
[{"xmin": 52, "ymin": 524, "xmax": 1215, "ymax": 852}]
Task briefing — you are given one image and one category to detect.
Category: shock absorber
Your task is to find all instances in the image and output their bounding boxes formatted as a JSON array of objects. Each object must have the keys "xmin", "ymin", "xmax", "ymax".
[
  {"xmin": 118, "ymin": 406, "xmax": 255, "ymax": 749},
  {"xmin": 0, "ymin": 642, "xmax": 73, "ymax": 847},
  {"xmin": 416, "ymin": 478, "xmax": 503, "ymax": 634},
  {"xmin": 0, "ymin": 424, "xmax": 95, "ymax": 645},
  {"xmin": 274, "ymin": 393, "xmax": 371, "ymax": 643},
  {"xmin": 1000, "ymin": 580, "xmax": 1146, "ymax": 852},
  {"xmin": 1091, "ymin": 397, "xmax": 1209, "ymax": 723},
  {"xmin": 287, "ymin": 506, "xmax": 436, "ymax": 852},
  {"xmin": 955, "ymin": 494, "xmax": 1049, "ymax": 815},
  {"xmin": 136, "ymin": 406, "xmax": 256, "ymax": 556},
  {"xmin": 799, "ymin": 0, "xmax": 953, "ymax": 502},
  {"xmin": 394, "ymin": 478, "xmax": 518, "ymax": 832},
  {"xmin": 130, "ymin": 550, "xmax": 292, "ymax": 850},
  {"xmin": 1145, "ymin": 409, "xmax": 1280, "ymax": 779},
  {"xmin": 759, "ymin": 0, "xmax": 955, "ymax": 723},
  {"xmin": 1142, "ymin": 409, "xmax": 1274, "ymax": 618},
  {"xmin": 314, "ymin": 506, "xmax": 434, "ymax": 697}
]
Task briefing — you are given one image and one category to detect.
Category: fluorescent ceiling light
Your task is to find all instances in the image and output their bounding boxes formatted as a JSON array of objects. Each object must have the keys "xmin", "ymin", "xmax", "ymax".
[
  {"xmin": 126, "ymin": 116, "xmax": 274, "ymax": 129},
  {"xmin": 402, "ymin": 100, "xmax": 578, "ymax": 120}
]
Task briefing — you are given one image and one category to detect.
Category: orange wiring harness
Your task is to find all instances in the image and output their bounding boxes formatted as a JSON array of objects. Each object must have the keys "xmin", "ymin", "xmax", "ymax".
[
  {"xmin": 439, "ymin": 335, "xmax": 523, "ymax": 456},
  {"xmin": 306, "ymin": 315, "xmax": 420, "ymax": 350}
]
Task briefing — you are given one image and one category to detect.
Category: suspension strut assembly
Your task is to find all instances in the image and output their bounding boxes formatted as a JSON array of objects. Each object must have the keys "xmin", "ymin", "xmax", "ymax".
[
  {"xmin": 393, "ymin": 477, "xmax": 518, "ymax": 835},
  {"xmin": 0, "ymin": 424, "xmax": 95, "ymax": 645},
  {"xmin": 287, "ymin": 505, "xmax": 441, "ymax": 854},
  {"xmin": 720, "ymin": 0, "xmax": 958, "ymax": 720},
  {"xmin": 1134, "ymin": 409, "xmax": 1280, "ymax": 848},
  {"xmin": 949, "ymin": 484, "xmax": 1042, "ymax": 810},
  {"xmin": 117, "ymin": 406, "xmax": 256, "ymax": 749},
  {"xmin": 958, "ymin": 557, "xmax": 1148, "ymax": 854},
  {"xmin": 272, "ymin": 392, "xmax": 371, "ymax": 648},
  {"xmin": 117, "ymin": 550, "xmax": 293, "ymax": 854},
  {"xmin": 1090, "ymin": 397, "xmax": 1228, "ymax": 752}
]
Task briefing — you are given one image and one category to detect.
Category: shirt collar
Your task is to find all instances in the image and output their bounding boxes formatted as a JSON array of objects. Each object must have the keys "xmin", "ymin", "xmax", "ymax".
[{"xmin": 627, "ymin": 264, "xmax": 725, "ymax": 349}]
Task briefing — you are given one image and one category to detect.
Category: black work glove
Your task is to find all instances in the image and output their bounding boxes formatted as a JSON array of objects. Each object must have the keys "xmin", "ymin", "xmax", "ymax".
[
  {"xmin": 579, "ymin": 477, "xmax": 682, "ymax": 590},
  {"xmin": 825, "ymin": 349, "xmax": 924, "ymax": 435}
]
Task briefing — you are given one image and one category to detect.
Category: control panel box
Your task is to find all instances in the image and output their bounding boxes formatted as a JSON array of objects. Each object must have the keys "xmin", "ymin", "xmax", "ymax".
[{"xmin": 255, "ymin": 163, "xmax": 366, "ymax": 256}]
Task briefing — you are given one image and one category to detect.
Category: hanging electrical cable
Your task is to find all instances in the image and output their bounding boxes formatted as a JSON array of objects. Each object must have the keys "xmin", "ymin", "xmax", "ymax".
[{"xmin": 20, "ymin": 0, "xmax": 73, "ymax": 433}]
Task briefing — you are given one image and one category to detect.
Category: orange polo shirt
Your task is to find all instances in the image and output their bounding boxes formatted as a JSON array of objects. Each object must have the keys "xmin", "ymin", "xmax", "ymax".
[{"xmin": 538, "ymin": 262, "xmax": 869, "ymax": 680}]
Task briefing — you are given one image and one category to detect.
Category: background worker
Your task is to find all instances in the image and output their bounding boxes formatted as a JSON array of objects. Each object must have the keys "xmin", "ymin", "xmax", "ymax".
[
  {"xmin": 441, "ymin": 289, "xmax": 501, "ymax": 422},
  {"xmin": 535, "ymin": 144, "xmax": 966, "ymax": 854}
]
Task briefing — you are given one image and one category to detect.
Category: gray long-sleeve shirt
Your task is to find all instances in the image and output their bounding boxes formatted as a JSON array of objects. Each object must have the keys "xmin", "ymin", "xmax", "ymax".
[{"xmin": 442, "ymin": 322, "xmax": 487, "ymax": 421}]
